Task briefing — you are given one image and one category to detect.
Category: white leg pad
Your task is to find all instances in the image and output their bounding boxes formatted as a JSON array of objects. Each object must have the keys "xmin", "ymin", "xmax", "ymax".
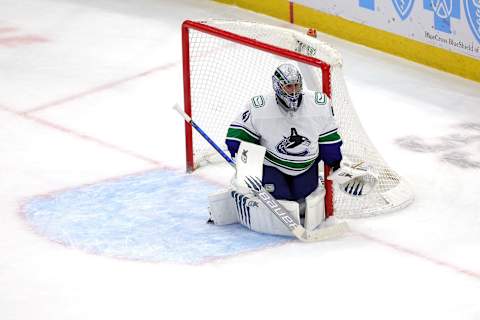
[
  {"xmin": 208, "ymin": 188, "xmax": 302, "ymax": 237},
  {"xmin": 304, "ymin": 187, "xmax": 326, "ymax": 231},
  {"xmin": 208, "ymin": 189, "xmax": 238, "ymax": 225},
  {"xmin": 233, "ymin": 191, "xmax": 300, "ymax": 237}
]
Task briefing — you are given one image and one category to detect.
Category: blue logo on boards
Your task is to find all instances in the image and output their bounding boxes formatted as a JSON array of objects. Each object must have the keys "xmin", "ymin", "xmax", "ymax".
[
  {"xmin": 464, "ymin": 0, "xmax": 480, "ymax": 42},
  {"xmin": 359, "ymin": 0, "xmax": 416, "ymax": 19},
  {"xmin": 423, "ymin": 0, "xmax": 461, "ymax": 33},
  {"xmin": 358, "ymin": 0, "xmax": 480, "ymax": 44},
  {"xmin": 359, "ymin": 0, "xmax": 375, "ymax": 10},
  {"xmin": 393, "ymin": 0, "xmax": 416, "ymax": 19}
]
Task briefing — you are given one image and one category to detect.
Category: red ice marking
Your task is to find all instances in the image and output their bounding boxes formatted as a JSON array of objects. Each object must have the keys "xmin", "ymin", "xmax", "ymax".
[
  {"xmin": 0, "ymin": 27, "xmax": 18, "ymax": 34},
  {"xmin": 0, "ymin": 104, "xmax": 163, "ymax": 166},
  {"xmin": 0, "ymin": 35, "xmax": 48, "ymax": 47},
  {"xmin": 0, "ymin": 62, "xmax": 180, "ymax": 174},
  {"xmin": 24, "ymin": 62, "xmax": 178, "ymax": 114},
  {"xmin": 353, "ymin": 230, "xmax": 480, "ymax": 281}
]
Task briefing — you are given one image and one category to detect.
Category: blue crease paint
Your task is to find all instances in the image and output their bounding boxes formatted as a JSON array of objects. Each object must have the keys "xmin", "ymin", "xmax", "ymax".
[{"xmin": 23, "ymin": 170, "xmax": 289, "ymax": 264}]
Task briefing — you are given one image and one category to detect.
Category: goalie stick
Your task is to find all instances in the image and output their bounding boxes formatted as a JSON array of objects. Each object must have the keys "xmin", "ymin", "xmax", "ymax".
[{"xmin": 173, "ymin": 104, "xmax": 349, "ymax": 242}]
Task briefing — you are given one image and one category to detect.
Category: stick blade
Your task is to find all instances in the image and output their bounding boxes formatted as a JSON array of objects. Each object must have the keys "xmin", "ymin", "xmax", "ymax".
[{"xmin": 304, "ymin": 222, "xmax": 350, "ymax": 242}]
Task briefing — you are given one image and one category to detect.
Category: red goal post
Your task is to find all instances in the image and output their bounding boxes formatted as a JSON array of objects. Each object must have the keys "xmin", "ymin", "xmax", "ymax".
[{"xmin": 181, "ymin": 19, "xmax": 414, "ymax": 218}]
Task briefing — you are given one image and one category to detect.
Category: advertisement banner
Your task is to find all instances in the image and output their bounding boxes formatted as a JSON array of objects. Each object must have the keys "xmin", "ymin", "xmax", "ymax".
[{"xmin": 293, "ymin": 0, "xmax": 480, "ymax": 60}]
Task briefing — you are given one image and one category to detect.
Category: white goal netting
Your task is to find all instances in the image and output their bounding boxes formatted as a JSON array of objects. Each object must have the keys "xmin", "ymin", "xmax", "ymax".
[{"xmin": 183, "ymin": 20, "xmax": 413, "ymax": 218}]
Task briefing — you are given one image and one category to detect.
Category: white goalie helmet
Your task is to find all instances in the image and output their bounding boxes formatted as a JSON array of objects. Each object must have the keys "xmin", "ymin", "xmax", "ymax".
[{"xmin": 272, "ymin": 63, "xmax": 303, "ymax": 111}]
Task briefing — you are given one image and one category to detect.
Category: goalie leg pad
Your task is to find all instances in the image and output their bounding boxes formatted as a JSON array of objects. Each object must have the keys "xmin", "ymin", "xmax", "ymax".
[
  {"xmin": 304, "ymin": 187, "xmax": 326, "ymax": 231},
  {"xmin": 208, "ymin": 189, "xmax": 238, "ymax": 225},
  {"xmin": 209, "ymin": 188, "xmax": 302, "ymax": 237},
  {"xmin": 232, "ymin": 190, "xmax": 301, "ymax": 237}
]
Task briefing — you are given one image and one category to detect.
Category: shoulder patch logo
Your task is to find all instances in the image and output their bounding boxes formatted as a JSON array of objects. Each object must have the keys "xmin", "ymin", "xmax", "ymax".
[
  {"xmin": 251, "ymin": 95, "xmax": 265, "ymax": 108},
  {"xmin": 315, "ymin": 92, "xmax": 328, "ymax": 105}
]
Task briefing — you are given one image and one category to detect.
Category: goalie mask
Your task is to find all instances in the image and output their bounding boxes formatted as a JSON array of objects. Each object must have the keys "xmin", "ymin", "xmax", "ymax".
[{"xmin": 272, "ymin": 63, "xmax": 303, "ymax": 111}]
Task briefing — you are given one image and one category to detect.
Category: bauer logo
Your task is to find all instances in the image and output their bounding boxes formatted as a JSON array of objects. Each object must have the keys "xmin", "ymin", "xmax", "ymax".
[
  {"xmin": 464, "ymin": 0, "xmax": 480, "ymax": 43},
  {"xmin": 241, "ymin": 149, "xmax": 248, "ymax": 163},
  {"xmin": 264, "ymin": 184, "xmax": 275, "ymax": 193},
  {"xmin": 423, "ymin": 0, "xmax": 461, "ymax": 33},
  {"xmin": 247, "ymin": 200, "xmax": 259, "ymax": 207},
  {"xmin": 392, "ymin": 0, "xmax": 415, "ymax": 20}
]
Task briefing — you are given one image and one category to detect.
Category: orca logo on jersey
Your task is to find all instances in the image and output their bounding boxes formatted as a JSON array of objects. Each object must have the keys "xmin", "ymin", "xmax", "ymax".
[{"xmin": 276, "ymin": 128, "xmax": 311, "ymax": 156}]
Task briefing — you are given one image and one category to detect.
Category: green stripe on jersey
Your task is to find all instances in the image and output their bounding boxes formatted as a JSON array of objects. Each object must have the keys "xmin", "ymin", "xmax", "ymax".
[
  {"xmin": 226, "ymin": 127, "xmax": 260, "ymax": 144},
  {"xmin": 318, "ymin": 131, "xmax": 341, "ymax": 144},
  {"xmin": 265, "ymin": 151, "xmax": 317, "ymax": 171}
]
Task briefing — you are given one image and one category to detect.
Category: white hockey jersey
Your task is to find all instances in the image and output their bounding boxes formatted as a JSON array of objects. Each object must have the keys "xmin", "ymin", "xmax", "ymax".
[{"xmin": 226, "ymin": 90, "xmax": 342, "ymax": 176}]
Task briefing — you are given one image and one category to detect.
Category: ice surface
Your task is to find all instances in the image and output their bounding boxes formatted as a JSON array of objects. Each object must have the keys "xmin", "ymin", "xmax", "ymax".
[
  {"xmin": 22, "ymin": 169, "xmax": 289, "ymax": 264},
  {"xmin": 0, "ymin": 0, "xmax": 479, "ymax": 319}
]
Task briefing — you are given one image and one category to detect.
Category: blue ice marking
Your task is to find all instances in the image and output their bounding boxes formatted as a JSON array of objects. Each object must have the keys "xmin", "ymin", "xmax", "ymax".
[{"xmin": 22, "ymin": 170, "xmax": 289, "ymax": 264}]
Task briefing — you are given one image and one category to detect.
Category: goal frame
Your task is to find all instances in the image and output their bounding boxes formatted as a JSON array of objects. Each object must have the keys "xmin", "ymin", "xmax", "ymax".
[{"xmin": 181, "ymin": 20, "xmax": 336, "ymax": 217}]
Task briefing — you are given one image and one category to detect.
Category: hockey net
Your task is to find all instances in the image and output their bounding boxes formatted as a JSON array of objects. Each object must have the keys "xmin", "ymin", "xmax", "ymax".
[{"xmin": 182, "ymin": 20, "xmax": 414, "ymax": 218}]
